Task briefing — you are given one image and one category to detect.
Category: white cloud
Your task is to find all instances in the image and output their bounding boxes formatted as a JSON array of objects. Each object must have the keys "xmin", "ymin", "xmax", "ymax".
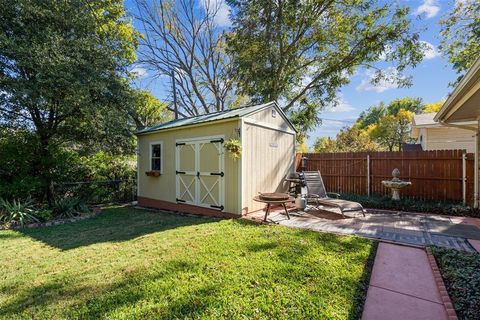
[
  {"xmin": 200, "ymin": 0, "xmax": 231, "ymax": 27},
  {"xmin": 420, "ymin": 41, "xmax": 440, "ymax": 60},
  {"xmin": 327, "ymin": 94, "xmax": 355, "ymax": 113},
  {"xmin": 356, "ymin": 67, "xmax": 404, "ymax": 93},
  {"xmin": 414, "ymin": 0, "xmax": 440, "ymax": 18},
  {"xmin": 131, "ymin": 66, "xmax": 148, "ymax": 78}
]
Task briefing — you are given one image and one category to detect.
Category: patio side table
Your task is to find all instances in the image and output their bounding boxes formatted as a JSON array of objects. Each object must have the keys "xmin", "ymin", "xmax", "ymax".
[{"xmin": 253, "ymin": 195, "xmax": 295, "ymax": 222}]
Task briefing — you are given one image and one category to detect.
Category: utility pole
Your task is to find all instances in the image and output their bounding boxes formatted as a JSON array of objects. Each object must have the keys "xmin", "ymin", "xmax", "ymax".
[{"xmin": 171, "ymin": 69, "xmax": 178, "ymax": 119}]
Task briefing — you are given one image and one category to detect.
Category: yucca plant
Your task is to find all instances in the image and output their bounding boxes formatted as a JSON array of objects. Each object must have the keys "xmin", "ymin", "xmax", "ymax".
[
  {"xmin": 0, "ymin": 198, "xmax": 40, "ymax": 226},
  {"xmin": 54, "ymin": 196, "xmax": 89, "ymax": 218}
]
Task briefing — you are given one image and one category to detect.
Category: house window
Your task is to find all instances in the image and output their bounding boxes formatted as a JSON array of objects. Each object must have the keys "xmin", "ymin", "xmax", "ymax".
[{"xmin": 150, "ymin": 142, "xmax": 162, "ymax": 172}]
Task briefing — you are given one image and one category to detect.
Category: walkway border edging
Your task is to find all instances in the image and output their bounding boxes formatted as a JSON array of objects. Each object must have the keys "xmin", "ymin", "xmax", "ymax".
[{"xmin": 425, "ymin": 247, "xmax": 458, "ymax": 320}]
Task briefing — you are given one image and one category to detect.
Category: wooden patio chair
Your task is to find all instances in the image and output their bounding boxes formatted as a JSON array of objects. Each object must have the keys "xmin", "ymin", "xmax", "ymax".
[{"xmin": 303, "ymin": 171, "xmax": 366, "ymax": 218}]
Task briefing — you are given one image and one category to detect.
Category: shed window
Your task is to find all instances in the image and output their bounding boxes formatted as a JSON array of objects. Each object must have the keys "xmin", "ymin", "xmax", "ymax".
[{"xmin": 150, "ymin": 143, "xmax": 162, "ymax": 172}]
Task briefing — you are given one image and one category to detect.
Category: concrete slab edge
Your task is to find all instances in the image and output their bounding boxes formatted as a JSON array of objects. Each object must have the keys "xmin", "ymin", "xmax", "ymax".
[{"xmin": 425, "ymin": 247, "xmax": 458, "ymax": 320}]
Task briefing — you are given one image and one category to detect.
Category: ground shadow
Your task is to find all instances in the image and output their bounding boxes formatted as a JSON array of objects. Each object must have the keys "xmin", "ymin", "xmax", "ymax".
[
  {"xmin": 17, "ymin": 207, "xmax": 218, "ymax": 250},
  {"xmin": 4, "ymin": 214, "xmax": 378, "ymax": 319},
  {"xmin": 347, "ymin": 241, "xmax": 378, "ymax": 320},
  {"xmin": 0, "ymin": 259, "xmax": 218, "ymax": 319}
]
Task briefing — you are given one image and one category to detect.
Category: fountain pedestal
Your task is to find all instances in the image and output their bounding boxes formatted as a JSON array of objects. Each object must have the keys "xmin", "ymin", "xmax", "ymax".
[{"xmin": 381, "ymin": 168, "xmax": 411, "ymax": 201}]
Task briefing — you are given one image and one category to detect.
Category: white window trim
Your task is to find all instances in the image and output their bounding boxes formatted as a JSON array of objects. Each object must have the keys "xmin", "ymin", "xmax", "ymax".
[{"xmin": 149, "ymin": 141, "xmax": 163, "ymax": 173}]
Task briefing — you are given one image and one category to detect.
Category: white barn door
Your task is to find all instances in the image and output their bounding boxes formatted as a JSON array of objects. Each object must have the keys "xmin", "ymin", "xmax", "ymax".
[{"xmin": 176, "ymin": 136, "xmax": 224, "ymax": 211}]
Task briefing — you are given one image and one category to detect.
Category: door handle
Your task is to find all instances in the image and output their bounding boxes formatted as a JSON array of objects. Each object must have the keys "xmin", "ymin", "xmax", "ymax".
[{"xmin": 196, "ymin": 171, "xmax": 200, "ymax": 178}]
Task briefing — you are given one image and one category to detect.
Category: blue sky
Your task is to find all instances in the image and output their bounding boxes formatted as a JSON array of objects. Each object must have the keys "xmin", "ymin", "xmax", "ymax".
[{"xmin": 125, "ymin": 0, "xmax": 459, "ymax": 148}]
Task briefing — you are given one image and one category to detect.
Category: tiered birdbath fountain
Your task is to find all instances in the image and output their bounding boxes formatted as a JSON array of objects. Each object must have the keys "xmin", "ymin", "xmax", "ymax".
[{"xmin": 382, "ymin": 168, "xmax": 411, "ymax": 200}]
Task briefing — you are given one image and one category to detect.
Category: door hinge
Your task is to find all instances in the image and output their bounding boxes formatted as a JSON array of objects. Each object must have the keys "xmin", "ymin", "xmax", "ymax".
[
  {"xmin": 210, "ymin": 205, "xmax": 224, "ymax": 210},
  {"xmin": 176, "ymin": 198, "xmax": 186, "ymax": 203},
  {"xmin": 210, "ymin": 138, "xmax": 224, "ymax": 143},
  {"xmin": 176, "ymin": 142, "xmax": 186, "ymax": 146},
  {"xmin": 210, "ymin": 172, "xmax": 224, "ymax": 177},
  {"xmin": 176, "ymin": 170, "xmax": 186, "ymax": 174}
]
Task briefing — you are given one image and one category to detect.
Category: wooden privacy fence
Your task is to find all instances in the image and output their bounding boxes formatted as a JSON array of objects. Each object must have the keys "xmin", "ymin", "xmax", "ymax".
[{"xmin": 296, "ymin": 150, "xmax": 475, "ymax": 205}]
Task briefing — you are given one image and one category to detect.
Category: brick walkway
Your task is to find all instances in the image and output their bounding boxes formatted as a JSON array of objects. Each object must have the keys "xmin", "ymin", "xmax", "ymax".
[
  {"xmin": 245, "ymin": 207, "xmax": 480, "ymax": 252},
  {"xmin": 362, "ymin": 243, "xmax": 451, "ymax": 320}
]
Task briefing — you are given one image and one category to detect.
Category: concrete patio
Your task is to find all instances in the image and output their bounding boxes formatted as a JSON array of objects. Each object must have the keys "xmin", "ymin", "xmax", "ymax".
[{"xmin": 245, "ymin": 206, "xmax": 480, "ymax": 252}]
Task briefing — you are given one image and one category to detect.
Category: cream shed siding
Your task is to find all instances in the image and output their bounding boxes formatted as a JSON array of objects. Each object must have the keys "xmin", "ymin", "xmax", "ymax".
[
  {"xmin": 138, "ymin": 120, "xmax": 241, "ymax": 214},
  {"xmin": 241, "ymin": 106, "xmax": 296, "ymax": 213},
  {"xmin": 137, "ymin": 102, "xmax": 296, "ymax": 216}
]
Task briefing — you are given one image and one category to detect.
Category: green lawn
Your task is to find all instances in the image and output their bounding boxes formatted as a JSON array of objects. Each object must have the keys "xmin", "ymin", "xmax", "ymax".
[
  {"xmin": 0, "ymin": 207, "xmax": 375, "ymax": 319},
  {"xmin": 431, "ymin": 247, "xmax": 480, "ymax": 320}
]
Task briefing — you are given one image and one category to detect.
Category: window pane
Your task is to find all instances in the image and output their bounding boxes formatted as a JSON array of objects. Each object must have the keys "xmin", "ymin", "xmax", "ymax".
[
  {"xmin": 151, "ymin": 158, "xmax": 161, "ymax": 171},
  {"xmin": 152, "ymin": 144, "xmax": 161, "ymax": 158}
]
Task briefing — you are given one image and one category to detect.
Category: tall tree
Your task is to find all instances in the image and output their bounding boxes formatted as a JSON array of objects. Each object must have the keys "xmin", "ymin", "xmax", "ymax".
[
  {"xmin": 440, "ymin": 0, "xmax": 480, "ymax": 80},
  {"xmin": 127, "ymin": 90, "xmax": 172, "ymax": 130},
  {"xmin": 134, "ymin": 0, "xmax": 235, "ymax": 117},
  {"xmin": 226, "ymin": 0, "xmax": 424, "ymax": 134},
  {"xmin": 367, "ymin": 109, "xmax": 414, "ymax": 151},
  {"xmin": 313, "ymin": 125, "xmax": 381, "ymax": 153},
  {"xmin": 0, "ymin": 0, "xmax": 138, "ymax": 203},
  {"xmin": 386, "ymin": 97, "xmax": 423, "ymax": 115},
  {"xmin": 423, "ymin": 100, "xmax": 444, "ymax": 113},
  {"xmin": 357, "ymin": 103, "xmax": 387, "ymax": 130}
]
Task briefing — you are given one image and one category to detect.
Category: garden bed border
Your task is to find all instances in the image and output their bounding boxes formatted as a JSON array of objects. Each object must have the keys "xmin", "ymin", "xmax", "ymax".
[
  {"xmin": 425, "ymin": 247, "xmax": 458, "ymax": 320},
  {"xmin": 0, "ymin": 206, "xmax": 102, "ymax": 230}
]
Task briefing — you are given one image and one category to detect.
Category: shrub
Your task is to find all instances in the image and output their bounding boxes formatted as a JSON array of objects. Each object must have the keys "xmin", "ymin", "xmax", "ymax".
[
  {"xmin": 34, "ymin": 208, "xmax": 54, "ymax": 222},
  {"xmin": 54, "ymin": 196, "xmax": 89, "ymax": 218},
  {"xmin": 340, "ymin": 193, "xmax": 479, "ymax": 217},
  {"xmin": 0, "ymin": 129, "xmax": 135, "ymax": 205},
  {"xmin": 0, "ymin": 198, "xmax": 40, "ymax": 226},
  {"xmin": 431, "ymin": 247, "xmax": 480, "ymax": 319},
  {"xmin": 0, "ymin": 130, "xmax": 43, "ymax": 200}
]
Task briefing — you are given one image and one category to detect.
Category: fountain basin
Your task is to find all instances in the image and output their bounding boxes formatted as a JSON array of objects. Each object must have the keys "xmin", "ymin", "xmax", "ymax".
[{"xmin": 382, "ymin": 168, "xmax": 412, "ymax": 200}]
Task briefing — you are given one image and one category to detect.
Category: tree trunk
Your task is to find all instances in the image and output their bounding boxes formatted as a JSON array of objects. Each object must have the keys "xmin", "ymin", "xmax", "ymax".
[{"xmin": 38, "ymin": 135, "xmax": 54, "ymax": 207}]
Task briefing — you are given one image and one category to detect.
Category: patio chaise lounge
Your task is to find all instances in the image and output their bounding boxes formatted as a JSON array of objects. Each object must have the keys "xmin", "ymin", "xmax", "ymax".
[{"xmin": 303, "ymin": 171, "xmax": 366, "ymax": 218}]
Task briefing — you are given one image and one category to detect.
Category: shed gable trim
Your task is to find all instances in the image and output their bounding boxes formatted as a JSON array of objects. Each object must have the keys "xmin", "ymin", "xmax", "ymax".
[
  {"xmin": 136, "ymin": 101, "xmax": 297, "ymax": 135},
  {"xmin": 243, "ymin": 101, "xmax": 297, "ymax": 133}
]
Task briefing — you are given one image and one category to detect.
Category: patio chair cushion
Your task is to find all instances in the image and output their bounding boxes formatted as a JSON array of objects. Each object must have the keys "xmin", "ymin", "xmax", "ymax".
[
  {"xmin": 303, "ymin": 171, "xmax": 365, "ymax": 214},
  {"xmin": 315, "ymin": 198, "xmax": 364, "ymax": 212}
]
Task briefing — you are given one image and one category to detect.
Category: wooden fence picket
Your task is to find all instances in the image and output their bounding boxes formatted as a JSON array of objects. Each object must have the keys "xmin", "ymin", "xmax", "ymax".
[{"xmin": 296, "ymin": 150, "xmax": 474, "ymax": 205}]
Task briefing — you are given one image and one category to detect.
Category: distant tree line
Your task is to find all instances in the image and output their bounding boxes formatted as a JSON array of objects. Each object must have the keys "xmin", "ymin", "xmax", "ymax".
[{"xmin": 312, "ymin": 98, "xmax": 443, "ymax": 152}]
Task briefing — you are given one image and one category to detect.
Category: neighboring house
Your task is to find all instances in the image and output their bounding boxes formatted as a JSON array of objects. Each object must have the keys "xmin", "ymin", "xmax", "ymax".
[
  {"xmin": 411, "ymin": 113, "xmax": 476, "ymax": 152},
  {"xmin": 435, "ymin": 57, "xmax": 480, "ymax": 209},
  {"xmin": 136, "ymin": 102, "xmax": 296, "ymax": 217}
]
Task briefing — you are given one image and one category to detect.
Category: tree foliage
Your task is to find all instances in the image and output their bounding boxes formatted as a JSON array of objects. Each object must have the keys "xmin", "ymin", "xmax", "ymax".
[
  {"xmin": 367, "ymin": 108, "xmax": 414, "ymax": 151},
  {"xmin": 0, "ymin": 0, "xmax": 139, "ymax": 203},
  {"xmin": 423, "ymin": 100, "xmax": 444, "ymax": 113},
  {"xmin": 315, "ymin": 97, "xmax": 423, "ymax": 152},
  {"xmin": 440, "ymin": 0, "xmax": 480, "ymax": 79},
  {"xmin": 127, "ymin": 90, "xmax": 172, "ymax": 130},
  {"xmin": 386, "ymin": 97, "xmax": 423, "ymax": 115},
  {"xmin": 226, "ymin": 0, "xmax": 424, "ymax": 135},
  {"xmin": 312, "ymin": 125, "xmax": 381, "ymax": 153}
]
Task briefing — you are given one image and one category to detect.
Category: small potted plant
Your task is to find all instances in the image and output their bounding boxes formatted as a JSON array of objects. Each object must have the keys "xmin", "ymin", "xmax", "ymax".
[{"xmin": 224, "ymin": 138, "xmax": 242, "ymax": 160}]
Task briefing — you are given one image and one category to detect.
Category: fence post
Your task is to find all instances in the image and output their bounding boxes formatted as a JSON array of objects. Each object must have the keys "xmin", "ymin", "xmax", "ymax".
[
  {"xmin": 462, "ymin": 152, "xmax": 467, "ymax": 205},
  {"xmin": 367, "ymin": 154, "xmax": 370, "ymax": 197}
]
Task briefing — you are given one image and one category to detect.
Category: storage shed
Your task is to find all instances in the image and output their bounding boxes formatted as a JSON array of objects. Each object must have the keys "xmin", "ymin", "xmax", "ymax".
[{"xmin": 136, "ymin": 101, "xmax": 296, "ymax": 217}]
